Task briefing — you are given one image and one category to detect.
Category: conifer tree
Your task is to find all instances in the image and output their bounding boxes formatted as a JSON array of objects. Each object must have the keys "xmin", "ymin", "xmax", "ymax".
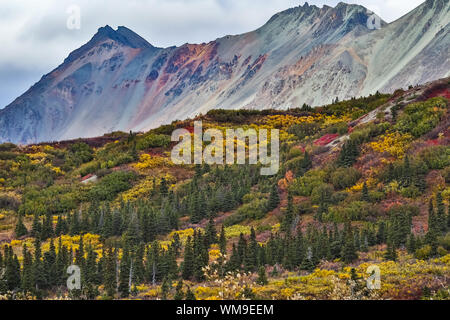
[
  {"xmin": 185, "ymin": 287, "xmax": 196, "ymax": 300},
  {"xmin": 104, "ymin": 247, "xmax": 117, "ymax": 299},
  {"xmin": 15, "ymin": 215, "xmax": 28, "ymax": 238},
  {"xmin": 257, "ymin": 266, "xmax": 268, "ymax": 285},
  {"xmin": 32, "ymin": 238, "xmax": 46, "ymax": 291},
  {"xmin": 281, "ymin": 192, "xmax": 294, "ymax": 232},
  {"xmin": 244, "ymin": 228, "xmax": 258, "ymax": 272},
  {"xmin": 219, "ymin": 225, "xmax": 227, "ymax": 255},
  {"xmin": 161, "ymin": 277, "xmax": 170, "ymax": 300},
  {"xmin": 406, "ymin": 233, "xmax": 416, "ymax": 254},
  {"xmin": 341, "ymin": 223, "xmax": 358, "ymax": 263},
  {"xmin": 300, "ymin": 247, "xmax": 315, "ymax": 271},
  {"xmin": 160, "ymin": 177, "xmax": 169, "ymax": 197},
  {"xmin": 31, "ymin": 213, "xmax": 41, "ymax": 239},
  {"xmin": 436, "ymin": 192, "xmax": 446, "ymax": 233},
  {"xmin": 182, "ymin": 236, "xmax": 194, "ymax": 280},
  {"xmin": 361, "ymin": 182, "xmax": 370, "ymax": 202},
  {"xmin": 384, "ymin": 239, "xmax": 397, "ymax": 261},
  {"xmin": 267, "ymin": 184, "xmax": 280, "ymax": 211},
  {"xmin": 174, "ymin": 280, "xmax": 184, "ymax": 300},
  {"xmin": 205, "ymin": 217, "xmax": 217, "ymax": 246},
  {"xmin": 118, "ymin": 245, "xmax": 131, "ymax": 298},
  {"xmin": 21, "ymin": 244, "xmax": 34, "ymax": 293}
]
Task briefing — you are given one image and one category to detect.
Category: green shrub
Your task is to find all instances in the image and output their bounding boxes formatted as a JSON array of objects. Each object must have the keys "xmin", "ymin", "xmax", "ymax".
[
  {"xmin": 350, "ymin": 122, "xmax": 389, "ymax": 145},
  {"xmin": 415, "ymin": 245, "xmax": 432, "ymax": 260},
  {"xmin": 89, "ymin": 171, "xmax": 136, "ymax": 201},
  {"xmin": 330, "ymin": 191, "xmax": 349, "ymax": 204},
  {"xmin": 330, "ymin": 167, "xmax": 361, "ymax": 190},
  {"xmin": 288, "ymin": 122, "xmax": 320, "ymax": 140},
  {"xmin": 136, "ymin": 134, "xmax": 171, "ymax": 150},
  {"xmin": 287, "ymin": 147, "xmax": 303, "ymax": 160},
  {"xmin": 310, "ymin": 184, "xmax": 334, "ymax": 205},
  {"xmin": 418, "ymin": 146, "xmax": 450, "ymax": 170},
  {"xmin": 438, "ymin": 233, "xmax": 450, "ymax": 250},
  {"xmin": 224, "ymin": 198, "xmax": 268, "ymax": 226},
  {"xmin": 289, "ymin": 170, "xmax": 326, "ymax": 196},
  {"xmin": 0, "ymin": 143, "xmax": 17, "ymax": 152},
  {"xmin": 395, "ymin": 97, "xmax": 447, "ymax": 138},
  {"xmin": 400, "ymin": 186, "xmax": 420, "ymax": 198},
  {"xmin": 327, "ymin": 201, "xmax": 377, "ymax": 222}
]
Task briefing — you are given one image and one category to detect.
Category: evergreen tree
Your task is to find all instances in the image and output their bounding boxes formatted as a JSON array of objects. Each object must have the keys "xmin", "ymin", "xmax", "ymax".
[
  {"xmin": 436, "ymin": 192, "xmax": 446, "ymax": 233},
  {"xmin": 267, "ymin": 184, "xmax": 280, "ymax": 212},
  {"xmin": 185, "ymin": 287, "xmax": 196, "ymax": 300},
  {"xmin": 118, "ymin": 245, "xmax": 131, "ymax": 298},
  {"xmin": 384, "ymin": 239, "xmax": 397, "ymax": 261},
  {"xmin": 21, "ymin": 244, "xmax": 34, "ymax": 293},
  {"xmin": 406, "ymin": 233, "xmax": 416, "ymax": 254},
  {"xmin": 281, "ymin": 192, "xmax": 294, "ymax": 232},
  {"xmin": 14, "ymin": 215, "xmax": 28, "ymax": 237},
  {"xmin": 338, "ymin": 139, "xmax": 359, "ymax": 167},
  {"xmin": 244, "ymin": 228, "xmax": 258, "ymax": 272},
  {"xmin": 219, "ymin": 225, "xmax": 227, "ymax": 255},
  {"xmin": 361, "ymin": 182, "xmax": 370, "ymax": 202},
  {"xmin": 257, "ymin": 266, "xmax": 268, "ymax": 285},
  {"xmin": 205, "ymin": 217, "xmax": 217, "ymax": 246},
  {"xmin": 182, "ymin": 237, "xmax": 194, "ymax": 280},
  {"xmin": 174, "ymin": 280, "xmax": 184, "ymax": 300},
  {"xmin": 341, "ymin": 223, "xmax": 358, "ymax": 263},
  {"xmin": 161, "ymin": 277, "xmax": 170, "ymax": 300},
  {"xmin": 160, "ymin": 177, "xmax": 169, "ymax": 197},
  {"xmin": 31, "ymin": 213, "xmax": 42, "ymax": 239},
  {"xmin": 376, "ymin": 221, "xmax": 386, "ymax": 244},
  {"xmin": 103, "ymin": 247, "xmax": 117, "ymax": 299}
]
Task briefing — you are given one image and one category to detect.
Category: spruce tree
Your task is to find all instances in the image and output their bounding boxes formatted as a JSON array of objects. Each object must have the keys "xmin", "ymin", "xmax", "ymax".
[
  {"xmin": 118, "ymin": 245, "xmax": 131, "ymax": 298},
  {"xmin": 161, "ymin": 277, "xmax": 170, "ymax": 300},
  {"xmin": 267, "ymin": 184, "xmax": 280, "ymax": 212},
  {"xmin": 219, "ymin": 225, "xmax": 227, "ymax": 255},
  {"xmin": 361, "ymin": 182, "xmax": 370, "ymax": 202},
  {"xmin": 21, "ymin": 244, "xmax": 34, "ymax": 293},
  {"xmin": 182, "ymin": 237, "xmax": 194, "ymax": 280},
  {"xmin": 15, "ymin": 215, "xmax": 28, "ymax": 238},
  {"xmin": 436, "ymin": 192, "xmax": 446, "ymax": 233},
  {"xmin": 185, "ymin": 287, "xmax": 196, "ymax": 300},
  {"xmin": 384, "ymin": 239, "xmax": 398, "ymax": 261},
  {"xmin": 104, "ymin": 248, "xmax": 117, "ymax": 298},
  {"xmin": 257, "ymin": 266, "xmax": 268, "ymax": 285},
  {"xmin": 31, "ymin": 213, "xmax": 42, "ymax": 239},
  {"xmin": 341, "ymin": 224, "xmax": 358, "ymax": 263},
  {"xmin": 244, "ymin": 228, "xmax": 258, "ymax": 272},
  {"xmin": 174, "ymin": 280, "xmax": 184, "ymax": 300},
  {"xmin": 281, "ymin": 192, "xmax": 294, "ymax": 232},
  {"xmin": 205, "ymin": 217, "xmax": 217, "ymax": 246}
]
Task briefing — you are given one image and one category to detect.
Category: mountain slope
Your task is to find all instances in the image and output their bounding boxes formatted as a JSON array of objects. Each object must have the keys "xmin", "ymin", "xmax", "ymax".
[{"xmin": 0, "ymin": 0, "xmax": 449, "ymax": 144}]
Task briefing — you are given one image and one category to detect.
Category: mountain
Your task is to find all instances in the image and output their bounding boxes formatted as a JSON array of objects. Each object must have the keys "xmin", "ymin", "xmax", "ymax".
[{"xmin": 1, "ymin": 0, "xmax": 449, "ymax": 144}]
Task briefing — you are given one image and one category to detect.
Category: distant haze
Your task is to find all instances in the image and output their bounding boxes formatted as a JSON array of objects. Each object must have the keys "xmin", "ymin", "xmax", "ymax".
[{"xmin": 0, "ymin": 0, "xmax": 425, "ymax": 108}]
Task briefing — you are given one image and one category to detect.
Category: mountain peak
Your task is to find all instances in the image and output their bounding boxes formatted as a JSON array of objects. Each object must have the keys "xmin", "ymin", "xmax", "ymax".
[
  {"xmin": 91, "ymin": 25, "xmax": 153, "ymax": 49},
  {"xmin": 63, "ymin": 25, "xmax": 153, "ymax": 65}
]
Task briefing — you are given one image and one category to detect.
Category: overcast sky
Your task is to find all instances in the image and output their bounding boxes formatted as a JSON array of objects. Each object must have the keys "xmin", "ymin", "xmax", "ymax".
[{"xmin": 0, "ymin": 0, "xmax": 425, "ymax": 108}]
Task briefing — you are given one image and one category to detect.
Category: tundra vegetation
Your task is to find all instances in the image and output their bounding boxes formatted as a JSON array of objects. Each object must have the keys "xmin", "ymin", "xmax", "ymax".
[{"xmin": 0, "ymin": 86, "xmax": 449, "ymax": 300}]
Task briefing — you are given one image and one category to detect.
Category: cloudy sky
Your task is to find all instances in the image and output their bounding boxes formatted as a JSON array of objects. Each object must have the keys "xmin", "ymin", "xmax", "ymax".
[{"xmin": 0, "ymin": 0, "xmax": 425, "ymax": 108}]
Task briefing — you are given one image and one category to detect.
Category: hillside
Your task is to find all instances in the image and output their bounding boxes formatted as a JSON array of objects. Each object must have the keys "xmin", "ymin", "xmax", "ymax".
[
  {"xmin": 0, "ymin": 77, "xmax": 449, "ymax": 300},
  {"xmin": 0, "ymin": 0, "xmax": 449, "ymax": 144}
]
